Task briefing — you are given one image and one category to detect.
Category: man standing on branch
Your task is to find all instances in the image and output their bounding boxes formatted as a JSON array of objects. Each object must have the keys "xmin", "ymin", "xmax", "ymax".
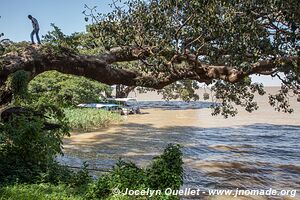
[{"xmin": 28, "ymin": 15, "xmax": 41, "ymax": 45}]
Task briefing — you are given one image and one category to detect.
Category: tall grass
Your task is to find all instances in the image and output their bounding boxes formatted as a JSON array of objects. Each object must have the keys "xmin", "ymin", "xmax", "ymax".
[{"xmin": 64, "ymin": 108, "xmax": 122, "ymax": 132}]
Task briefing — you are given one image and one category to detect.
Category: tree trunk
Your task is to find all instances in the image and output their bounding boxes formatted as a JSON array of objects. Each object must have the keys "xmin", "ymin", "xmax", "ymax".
[{"xmin": 116, "ymin": 85, "xmax": 136, "ymax": 98}]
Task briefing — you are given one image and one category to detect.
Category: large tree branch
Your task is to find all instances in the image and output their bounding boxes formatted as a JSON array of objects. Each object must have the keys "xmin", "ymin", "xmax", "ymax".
[{"xmin": 1, "ymin": 45, "xmax": 299, "ymax": 106}]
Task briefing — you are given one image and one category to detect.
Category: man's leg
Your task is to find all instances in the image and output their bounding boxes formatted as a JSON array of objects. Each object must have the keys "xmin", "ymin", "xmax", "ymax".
[
  {"xmin": 35, "ymin": 29, "xmax": 41, "ymax": 44},
  {"xmin": 30, "ymin": 30, "xmax": 35, "ymax": 44}
]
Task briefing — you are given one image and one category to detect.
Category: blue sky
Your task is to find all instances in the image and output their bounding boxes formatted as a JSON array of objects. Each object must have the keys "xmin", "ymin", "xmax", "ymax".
[
  {"xmin": 0, "ymin": 0, "xmax": 112, "ymax": 41},
  {"xmin": 0, "ymin": 0, "xmax": 281, "ymax": 86}
]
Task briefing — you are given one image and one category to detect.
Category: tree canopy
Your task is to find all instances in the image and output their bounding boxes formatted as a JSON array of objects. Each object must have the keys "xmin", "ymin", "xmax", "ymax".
[
  {"xmin": 29, "ymin": 71, "xmax": 112, "ymax": 107},
  {"xmin": 0, "ymin": 0, "xmax": 299, "ymax": 116}
]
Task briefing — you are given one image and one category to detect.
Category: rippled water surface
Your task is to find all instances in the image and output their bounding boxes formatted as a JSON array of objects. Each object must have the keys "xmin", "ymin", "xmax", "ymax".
[{"xmin": 59, "ymin": 88, "xmax": 300, "ymax": 200}]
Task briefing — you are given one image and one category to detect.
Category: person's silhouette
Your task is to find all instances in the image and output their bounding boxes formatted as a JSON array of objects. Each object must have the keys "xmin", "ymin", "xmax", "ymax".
[{"xmin": 28, "ymin": 15, "xmax": 41, "ymax": 44}]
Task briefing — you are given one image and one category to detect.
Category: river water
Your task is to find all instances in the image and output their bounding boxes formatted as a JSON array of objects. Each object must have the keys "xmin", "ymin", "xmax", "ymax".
[{"xmin": 59, "ymin": 87, "xmax": 300, "ymax": 200}]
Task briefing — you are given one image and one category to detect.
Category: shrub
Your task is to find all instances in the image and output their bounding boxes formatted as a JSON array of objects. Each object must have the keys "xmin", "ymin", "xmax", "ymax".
[
  {"xmin": 86, "ymin": 144, "xmax": 183, "ymax": 200},
  {"xmin": 0, "ymin": 69, "xmax": 72, "ymax": 183},
  {"xmin": 109, "ymin": 160, "xmax": 146, "ymax": 191},
  {"xmin": 37, "ymin": 162, "xmax": 74, "ymax": 185},
  {"xmin": 0, "ymin": 114, "xmax": 68, "ymax": 183},
  {"xmin": 0, "ymin": 143, "xmax": 182, "ymax": 199},
  {"xmin": 38, "ymin": 161, "xmax": 92, "ymax": 196},
  {"xmin": 85, "ymin": 175, "xmax": 111, "ymax": 199},
  {"xmin": 146, "ymin": 144, "xmax": 183, "ymax": 190},
  {"xmin": 68, "ymin": 162, "xmax": 92, "ymax": 188},
  {"xmin": 5, "ymin": 70, "xmax": 30, "ymax": 101}
]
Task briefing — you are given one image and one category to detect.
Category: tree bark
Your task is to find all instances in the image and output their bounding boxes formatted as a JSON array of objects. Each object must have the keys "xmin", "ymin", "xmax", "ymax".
[
  {"xmin": 0, "ymin": 45, "xmax": 299, "ymax": 106},
  {"xmin": 115, "ymin": 85, "xmax": 136, "ymax": 98}
]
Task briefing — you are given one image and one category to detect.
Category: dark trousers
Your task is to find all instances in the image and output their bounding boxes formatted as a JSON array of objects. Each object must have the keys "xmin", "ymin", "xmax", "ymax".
[{"xmin": 30, "ymin": 29, "xmax": 41, "ymax": 44}]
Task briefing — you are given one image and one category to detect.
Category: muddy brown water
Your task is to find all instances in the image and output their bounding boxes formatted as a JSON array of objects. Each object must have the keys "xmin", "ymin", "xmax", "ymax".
[{"xmin": 59, "ymin": 87, "xmax": 300, "ymax": 200}]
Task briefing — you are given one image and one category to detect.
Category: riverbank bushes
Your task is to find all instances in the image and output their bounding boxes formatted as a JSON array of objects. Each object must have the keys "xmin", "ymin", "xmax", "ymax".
[
  {"xmin": 0, "ymin": 110, "xmax": 69, "ymax": 183},
  {"xmin": 0, "ymin": 143, "xmax": 183, "ymax": 200},
  {"xmin": 87, "ymin": 144, "xmax": 183, "ymax": 199}
]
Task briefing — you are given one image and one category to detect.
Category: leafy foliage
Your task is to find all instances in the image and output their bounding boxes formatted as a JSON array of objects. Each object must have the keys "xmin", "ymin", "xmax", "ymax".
[
  {"xmin": 5, "ymin": 70, "xmax": 30, "ymax": 103},
  {"xmin": 43, "ymin": 24, "xmax": 82, "ymax": 52},
  {"xmin": 0, "ymin": 115, "xmax": 68, "ymax": 183},
  {"xmin": 29, "ymin": 71, "xmax": 112, "ymax": 107},
  {"xmin": 2, "ymin": 1, "xmax": 299, "ymax": 116},
  {"xmin": 269, "ymin": 85, "xmax": 294, "ymax": 113},
  {"xmin": 0, "ymin": 16, "xmax": 10, "ymax": 56},
  {"xmin": 0, "ymin": 69, "xmax": 71, "ymax": 183},
  {"xmin": 211, "ymin": 79, "xmax": 266, "ymax": 118},
  {"xmin": 87, "ymin": 144, "xmax": 183, "ymax": 200},
  {"xmin": 85, "ymin": 0, "xmax": 299, "ymax": 63},
  {"xmin": 146, "ymin": 144, "xmax": 183, "ymax": 190},
  {"xmin": 0, "ymin": 33, "xmax": 5, "ymax": 55},
  {"xmin": 0, "ymin": 144, "xmax": 183, "ymax": 200},
  {"xmin": 38, "ymin": 161, "xmax": 92, "ymax": 191},
  {"xmin": 80, "ymin": 0, "xmax": 300, "ymax": 116},
  {"xmin": 154, "ymin": 80, "xmax": 200, "ymax": 102}
]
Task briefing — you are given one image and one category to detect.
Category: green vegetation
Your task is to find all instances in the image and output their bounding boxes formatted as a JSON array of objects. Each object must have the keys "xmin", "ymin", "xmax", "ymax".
[
  {"xmin": 87, "ymin": 144, "xmax": 183, "ymax": 200},
  {"xmin": 3, "ymin": 69, "xmax": 118, "ymax": 131},
  {"xmin": 0, "ymin": 112, "xmax": 69, "ymax": 183},
  {"xmin": 1, "ymin": 1, "xmax": 299, "ymax": 116},
  {"xmin": 0, "ymin": 18, "xmax": 9, "ymax": 55},
  {"xmin": 0, "ymin": 69, "xmax": 182, "ymax": 199},
  {"xmin": 0, "ymin": 184, "xmax": 83, "ymax": 200},
  {"xmin": 2, "ymin": 0, "xmax": 299, "ymax": 199},
  {"xmin": 78, "ymin": 0, "xmax": 299, "ymax": 116},
  {"xmin": 0, "ymin": 144, "xmax": 183, "ymax": 200},
  {"xmin": 64, "ymin": 108, "xmax": 122, "ymax": 132},
  {"xmin": 29, "ymin": 71, "xmax": 112, "ymax": 108},
  {"xmin": 27, "ymin": 71, "xmax": 121, "ymax": 131}
]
